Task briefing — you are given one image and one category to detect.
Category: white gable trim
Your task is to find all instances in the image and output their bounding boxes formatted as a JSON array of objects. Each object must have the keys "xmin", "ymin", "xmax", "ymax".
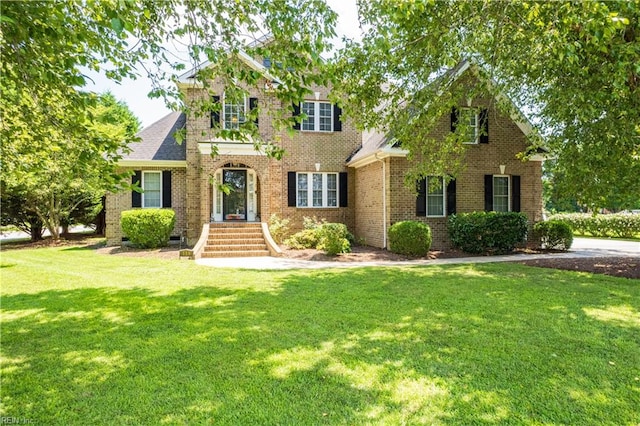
[
  {"xmin": 347, "ymin": 146, "xmax": 408, "ymax": 169},
  {"xmin": 197, "ymin": 139, "xmax": 267, "ymax": 156}
]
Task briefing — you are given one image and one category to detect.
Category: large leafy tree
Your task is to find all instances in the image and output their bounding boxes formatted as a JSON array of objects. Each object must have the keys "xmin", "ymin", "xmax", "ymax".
[
  {"xmin": 1, "ymin": 92, "xmax": 140, "ymax": 240},
  {"xmin": 333, "ymin": 1, "xmax": 639, "ymax": 210}
]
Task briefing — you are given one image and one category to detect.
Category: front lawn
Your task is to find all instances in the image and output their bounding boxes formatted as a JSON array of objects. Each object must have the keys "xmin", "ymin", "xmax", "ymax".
[{"xmin": 1, "ymin": 247, "xmax": 638, "ymax": 424}]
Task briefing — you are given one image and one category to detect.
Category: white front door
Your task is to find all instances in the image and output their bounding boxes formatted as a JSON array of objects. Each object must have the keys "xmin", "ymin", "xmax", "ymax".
[{"xmin": 212, "ymin": 168, "xmax": 257, "ymax": 222}]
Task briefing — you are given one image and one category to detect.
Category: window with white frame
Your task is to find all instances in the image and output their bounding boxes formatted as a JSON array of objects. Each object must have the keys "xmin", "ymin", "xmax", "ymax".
[
  {"xmin": 223, "ymin": 95, "xmax": 246, "ymax": 129},
  {"xmin": 426, "ymin": 176, "xmax": 446, "ymax": 217},
  {"xmin": 297, "ymin": 172, "xmax": 338, "ymax": 207},
  {"xmin": 493, "ymin": 176, "xmax": 510, "ymax": 212},
  {"xmin": 142, "ymin": 171, "xmax": 161, "ymax": 208},
  {"xmin": 460, "ymin": 108, "xmax": 479, "ymax": 144},
  {"xmin": 301, "ymin": 101, "xmax": 333, "ymax": 132}
]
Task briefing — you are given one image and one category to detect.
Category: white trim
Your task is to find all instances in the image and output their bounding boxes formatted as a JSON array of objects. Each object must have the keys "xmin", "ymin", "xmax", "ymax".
[
  {"xmin": 197, "ymin": 139, "xmax": 267, "ymax": 156},
  {"xmin": 141, "ymin": 171, "xmax": 162, "ymax": 208},
  {"xmin": 347, "ymin": 147, "xmax": 409, "ymax": 169},
  {"xmin": 177, "ymin": 50, "xmax": 279, "ymax": 87},
  {"xmin": 119, "ymin": 160, "xmax": 187, "ymax": 168}
]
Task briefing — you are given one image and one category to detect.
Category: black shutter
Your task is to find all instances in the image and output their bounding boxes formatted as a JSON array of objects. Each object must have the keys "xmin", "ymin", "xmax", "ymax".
[
  {"xmin": 479, "ymin": 108, "xmax": 489, "ymax": 144},
  {"xmin": 484, "ymin": 175, "xmax": 493, "ymax": 211},
  {"xmin": 211, "ymin": 95, "xmax": 221, "ymax": 128},
  {"xmin": 511, "ymin": 175, "xmax": 521, "ymax": 212},
  {"xmin": 162, "ymin": 171, "xmax": 172, "ymax": 208},
  {"xmin": 446, "ymin": 179, "xmax": 456, "ymax": 215},
  {"xmin": 339, "ymin": 172, "xmax": 348, "ymax": 207},
  {"xmin": 287, "ymin": 171, "xmax": 297, "ymax": 207},
  {"xmin": 132, "ymin": 170, "xmax": 142, "ymax": 208},
  {"xmin": 416, "ymin": 178, "xmax": 427, "ymax": 216},
  {"xmin": 451, "ymin": 107, "xmax": 459, "ymax": 132},
  {"xmin": 249, "ymin": 97, "xmax": 258, "ymax": 126},
  {"xmin": 333, "ymin": 104, "xmax": 342, "ymax": 132},
  {"xmin": 292, "ymin": 102, "xmax": 301, "ymax": 130}
]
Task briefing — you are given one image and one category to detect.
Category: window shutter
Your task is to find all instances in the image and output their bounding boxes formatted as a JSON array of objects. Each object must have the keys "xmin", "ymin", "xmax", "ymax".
[
  {"xmin": 446, "ymin": 179, "xmax": 457, "ymax": 215},
  {"xmin": 249, "ymin": 97, "xmax": 258, "ymax": 126},
  {"xmin": 484, "ymin": 175, "xmax": 493, "ymax": 211},
  {"xmin": 450, "ymin": 107, "xmax": 459, "ymax": 133},
  {"xmin": 416, "ymin": 178, "xmax": 427, "ymax": 216},
  {"xmin": 333, "ymin": 105, "xmax": 342, "ymax": 132},
  {"xmin": 287, "ymin": 171, "xmax": 297, "ymax": 207},
  {"xmin": 211, "ymin": 95, "xmax": 221, "ymax": 128},
  {"xmin": 132, "ymin": 170, "xmax": 142, "ymax": 208},
  {"xmin": 339, "ymin": 172, "xmax": 348, "ymax": 207},
  {"xmin": 479, "ymin": 108, "xmax": 489, "ymax": 144},
  {"xmin": 292, "ymin": 102, "xmax": 301, "ymax": 130},
  {"xmin": 162, "ymin": 171, "xmax": 172, "ymax": 208},
  {"xmin": 511, "ymin": 175, "xmax": 521, "ymax": 212}
]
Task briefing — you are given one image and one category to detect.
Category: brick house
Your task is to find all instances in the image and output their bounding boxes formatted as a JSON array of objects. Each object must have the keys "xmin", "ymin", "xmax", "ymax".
[{"xmin": 105, "ymin": 53, "xmax": 543, "ymax": 255}]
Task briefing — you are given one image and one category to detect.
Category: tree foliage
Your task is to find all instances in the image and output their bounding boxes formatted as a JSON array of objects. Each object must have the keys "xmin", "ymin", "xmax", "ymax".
[
  {"xmin": 0, "ymin": 92, "xmax": 140, "ymax": 240},
  {"xmin": 333, "ymin": 0, "xmax": 640, "ymax": 210}
]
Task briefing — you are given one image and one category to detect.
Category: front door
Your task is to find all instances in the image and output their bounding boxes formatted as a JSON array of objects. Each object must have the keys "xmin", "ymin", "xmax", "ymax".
[{"xmin": 222, "ymin": 169, "xmax": 247, "ymax": 221}]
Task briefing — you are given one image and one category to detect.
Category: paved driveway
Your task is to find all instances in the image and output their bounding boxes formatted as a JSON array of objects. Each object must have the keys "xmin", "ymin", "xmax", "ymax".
[{"xmin": 195, "ymin": 237, "xmax": 639, "ymax": 270}]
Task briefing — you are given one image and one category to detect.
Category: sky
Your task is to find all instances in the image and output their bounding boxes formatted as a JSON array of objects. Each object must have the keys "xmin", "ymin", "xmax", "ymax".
[{"xmin": 90, "ymin": 0, "xmax": 360, "ymax": 128}]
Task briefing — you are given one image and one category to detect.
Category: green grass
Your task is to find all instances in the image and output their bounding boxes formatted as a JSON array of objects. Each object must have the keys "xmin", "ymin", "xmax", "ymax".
[{"xmin": 1, "ymin": 247, "xmax": 639, "ymax": 425}]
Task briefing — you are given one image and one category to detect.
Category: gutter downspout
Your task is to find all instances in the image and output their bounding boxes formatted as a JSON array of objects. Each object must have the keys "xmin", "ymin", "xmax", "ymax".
[{"xmin": 374, "ymin": 152, "xmax": 387, "ymax": 249}]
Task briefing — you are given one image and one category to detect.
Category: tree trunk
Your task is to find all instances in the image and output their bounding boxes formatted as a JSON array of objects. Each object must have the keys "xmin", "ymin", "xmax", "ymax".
[{"xmin": 30, "ymin": 222, "xmax": 44, "ymax": 242}]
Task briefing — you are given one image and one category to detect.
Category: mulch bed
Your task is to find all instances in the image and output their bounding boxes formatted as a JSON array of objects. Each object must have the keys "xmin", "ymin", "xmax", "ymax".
[{"xmin": 3, "ymin": 234, "xmax": 638, "ymax": 279}]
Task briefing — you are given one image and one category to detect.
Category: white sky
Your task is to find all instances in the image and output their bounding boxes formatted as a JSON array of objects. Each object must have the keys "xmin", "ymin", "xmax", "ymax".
[{"xmin": 90, "ymin": 0, "xmax": 360, "ymax": 127}]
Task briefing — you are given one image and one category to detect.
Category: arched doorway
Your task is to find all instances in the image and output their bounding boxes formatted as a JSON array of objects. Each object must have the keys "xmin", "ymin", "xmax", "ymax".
[{"xmin": 211, "ymin": 163, "xmax": 258, "ymax": 222}]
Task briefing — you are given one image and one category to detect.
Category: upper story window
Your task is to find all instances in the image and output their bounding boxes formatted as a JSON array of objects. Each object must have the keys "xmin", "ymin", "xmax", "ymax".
[
  {"xmin": 426, "ymin": 176, "xmax": 446, "ymax": 217},
  {"xmin": 223, "ymin": 96, "xmax": 246, "ymax": 130},
  {"xmin": 296, "ymin": 172, "xmax": 338, "ymax": 208},
  {"xmin": 142, "ymin": 171, "xmax": 162, "ymax": 208},
  {"xmin": 459, "ymin": 108, "xmax": 479, "ymax": 144},
  {"xmin": 301, "ymin": 101, "xmax": 333, "ymax": 132}
]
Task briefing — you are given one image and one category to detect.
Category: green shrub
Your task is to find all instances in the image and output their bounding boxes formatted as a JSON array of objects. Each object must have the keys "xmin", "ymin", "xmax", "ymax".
[
  {"xmin": 448, "ymin": 212, "xmax": 528, "ymax": 254},
  {"xmin": 268, "ymin": 213, "xmax": 290, "ymax": 244},
  {"xmin": 388, "ymin": 221, "xmax": 432, "ymax": 256},
  {"xmin": 534, "ymin": 220, "xmax": 573, "ymax": 250},
  {"xmin": 549, "ymin": 213, "xmax": 640, "ymax": 238},
  {"xmin": 120, "ymin": 209, "xmax": 176, "ymax": 248},
  {"xmin": 317, "ymin": 223, "xmax": 351, "ymax": 255},
  {"xmin": 284, "ymin": 229, "xmax": 320, "ymax": 250}
]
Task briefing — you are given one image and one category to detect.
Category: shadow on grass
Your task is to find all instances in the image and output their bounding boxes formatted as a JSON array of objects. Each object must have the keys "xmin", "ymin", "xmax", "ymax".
[{"xmin": 2, "ymin": 266, "xmax": 639, "ymax": 424}]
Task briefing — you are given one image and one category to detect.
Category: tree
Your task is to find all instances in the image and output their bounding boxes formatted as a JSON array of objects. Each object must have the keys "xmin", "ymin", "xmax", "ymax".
[
  {"xmin": 1, "ymin": 0, "xmax": 338, "ymax": 151},
  {"xmin": 332, "ymin": 1, "xmax": 640, "ymax": 210},
  {"xmin": 0, "ymin": 92, "xmax": 140, "ymax": 240}
]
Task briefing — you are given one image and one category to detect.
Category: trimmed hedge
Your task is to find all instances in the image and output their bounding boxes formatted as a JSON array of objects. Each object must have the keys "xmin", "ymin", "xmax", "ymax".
[
  {"xmin": 388, "ymin": 221, "xmax": 432, "ymax": 256},
  {"xmin": 120, "ymin": 209, "xmax": 176, "ymax": 248},
  {"xmin": 448, "ymin": 212, "xmax": 528, "ymax": 254},
  {"xmin": 534, "ymin": 220, "xmax": 573, "ymax": 251},
  {"xmin": 549, "ymin": 213, "xmax": 640, "ymax": 238}
]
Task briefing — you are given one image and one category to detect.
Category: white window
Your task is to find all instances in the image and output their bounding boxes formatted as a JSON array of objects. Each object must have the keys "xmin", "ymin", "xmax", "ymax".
[
  {"xmin": 301, "ymin": 101, "xmax": 333, "ymax": 132},
  {"xmin": 460, "ymin": 108, "xmax": 479, "ymax": 144},
  {"xmin": 493, "ymin": 175, "xmax": 510, "ymax": 212},
  {"xmin": 426, "ymin": 176, "xmax": 446, "ymax": 217},
  {"xmin": 142, "ymin": 171, "xmax": 161, "ymax": 208},
  {"xmin": 223, "ymin": 95, "xmax": 246, "ymax": 130},
  {"xmin": 297, "ymin": 172, "xmax": 338, "ymax": 208}
]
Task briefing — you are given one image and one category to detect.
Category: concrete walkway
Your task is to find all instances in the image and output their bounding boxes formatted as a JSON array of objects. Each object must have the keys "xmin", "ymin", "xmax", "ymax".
[{"xmin": 195, "ymin": 237, "xmax": 639, "ymax": 270}]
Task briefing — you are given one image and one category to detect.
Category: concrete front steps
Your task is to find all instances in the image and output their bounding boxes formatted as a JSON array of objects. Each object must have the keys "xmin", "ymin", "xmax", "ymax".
[{"xmin": 201, "ymin": 222, "xmax": 270, "ymax": 258}]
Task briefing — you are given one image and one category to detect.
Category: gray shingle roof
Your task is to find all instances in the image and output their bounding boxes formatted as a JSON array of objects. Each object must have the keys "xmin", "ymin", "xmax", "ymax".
[{"xmin": 121, "ymin": 112, "xmax": 186, "ymax": 161}]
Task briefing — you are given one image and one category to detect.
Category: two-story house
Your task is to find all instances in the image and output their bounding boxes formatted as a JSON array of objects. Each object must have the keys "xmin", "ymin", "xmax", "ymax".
[{"xmin": 105, "ymin": 49, "xmax": 543, "ymax": 256}]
